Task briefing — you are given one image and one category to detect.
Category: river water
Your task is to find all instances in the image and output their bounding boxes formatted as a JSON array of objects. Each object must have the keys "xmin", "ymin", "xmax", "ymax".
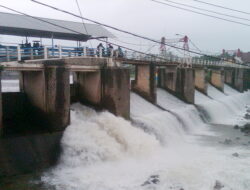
[{"xmin": 2, "ymin": 80, "xmax": 250, "ymax": 190}]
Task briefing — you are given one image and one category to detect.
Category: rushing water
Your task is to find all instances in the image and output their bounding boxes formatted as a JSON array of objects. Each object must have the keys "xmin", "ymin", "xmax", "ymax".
[
  {"xmin": 40, "ymin": 84, "xmax": 250, "ymax": 190},
  {"xmin": 2, "ymin": 80, "xmax": 250, "ymax": 190},
  {"xmin": 197, "ymin": 84, "xmax": 250, "ymax": 125}
]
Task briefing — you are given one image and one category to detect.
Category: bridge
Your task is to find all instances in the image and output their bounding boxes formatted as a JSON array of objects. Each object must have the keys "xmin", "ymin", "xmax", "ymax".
[
  {"xmin": 0, "ymin": 44, "xmax": 248, "ymax": 69},
  {"xmin": 0, "ymin": 44, "xmax": 249, "ymax": 127}
]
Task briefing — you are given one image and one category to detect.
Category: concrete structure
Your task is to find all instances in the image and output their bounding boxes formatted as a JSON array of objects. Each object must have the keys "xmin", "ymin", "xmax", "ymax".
[
  {"xmin": 224, "ymin": 68, "xmax": 234, "ymax": 85},
  {"xmin": 224, "ymin": 68, "xmax": 244, "ymax": 92},
  {"xmin": 0, "ymin": 132, "xmax": 62, "ymax": 177},
  {"xmin": 0, "ymin": 58, "xmax": 131, "ymax": 177},
  {"xmin": 210, "ymin": 69, "xmax": 224, "ymax": 92},
  {"xmin": 132, "ymin": 64, "xmax": 156, "ymax": 104},
  {"xmin": 176, "ymin": 68, "xmax": 195, "ymax": 104},
  {"xmin": 233, "ymin": 68, "xmax": 244, "ymax": 92},
  {"xmin": 1, "ymin": 55, "xmax": 250, "ymax": 178},
  {"xmin": 243, "ymin": 69, "xmax": 250, "ymax": 90},
  {"xmin": 194, "ymin": 68, "xmax": 208, "ymax": 95},
  {"xmin": 20, "ymin": 61, "xmax": 70, "ymax": 131},
  {"xmin": 76, "ymin": 68, "xmax": 130, "ymax": 119},
  {"xmin": 77, "ymin": 71, "xmax": 102, "ymax": 106},
  {"xmin": 158, "ymin": 66, "xmax": 195, "ymax": 104},
  {"xmin": 161, "ymin": 65, "xmax": 177, "ymax": 92}
]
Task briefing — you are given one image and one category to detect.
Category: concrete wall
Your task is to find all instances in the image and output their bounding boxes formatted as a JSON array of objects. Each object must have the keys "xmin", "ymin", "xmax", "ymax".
[
  {"xmin": 158, "ymin": 67, "xmax": 194, "ymax": 104},
  {"xmin": 132, "ymin": 64, "xmax": 156, "ymax": 104},
  {"xmin": 44, "ymin": 65, "xmax": 70, "ymax": 131},
  {"xmin": 243, "ymin": 69, "xmax": 250, "ymax": 90},
  {"xmin": 20, "ymin": 71, "xmax": 45, "ymax": 111},
  {"xmin": 158, "ymin": 66, "xmax": 177, "ymax": 91},
  {"xmin": 223, "ymin": 68, "xmax": 243, "ymax": 92},
  {"xmin": 176, "ymin": 68, "xmax": 195, "ymax": 104},
  {"xmin": 77, "ymin": 71, "xmax": 102, "ymax": 106},
  {"xmin": 76, "ymin": 68, "xmax": 130, "ymax": 119},
  {"xmin": 0, "ymin": 132, "xmax": 62, "ymax": 177},
  {"xmin": 224, "ymin": 69, "xmax": 233, "ymax": 85},
  {"xmin": 102, "ymin": 68, "xmax": 130, "ymax": 119},
  {"xmin": 233, "ymin": 68, "xmax": 244, "ymax": 92},
  {"xmin": 20, "ymin": 62, "xmax": 70, "ymax": 131},
  {"xmin": 194, "ymin": 68, "xmax": 208, "ymax": 95},
  {"xmin": 165, "ymin": 66, "xmax": 177, "ymax": 92},
  {"xmin": 157, "ymin": 68, "xmax": 165, "ymax": 88},
  {"xmin": 210, "ymin": 69, "xmax": 224, "ymax": 92},
  {"xmin": 2, "ymin": 93, "xmax": 30, "ymax": 136}
]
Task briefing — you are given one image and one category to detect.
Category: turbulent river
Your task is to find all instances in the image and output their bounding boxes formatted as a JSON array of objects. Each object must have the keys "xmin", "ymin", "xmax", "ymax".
[{"xmin": 2, "ymin": 80, "xmax": 250, "ymax": 190}]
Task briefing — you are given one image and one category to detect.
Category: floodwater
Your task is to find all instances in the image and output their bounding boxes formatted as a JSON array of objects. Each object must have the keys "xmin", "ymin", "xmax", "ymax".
[{"xmin": 1, "ymin": 80, "xmax": 250, "ymax": 190}]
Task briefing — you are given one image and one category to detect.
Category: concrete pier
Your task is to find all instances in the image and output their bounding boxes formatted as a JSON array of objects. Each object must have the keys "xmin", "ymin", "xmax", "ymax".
[
  {"xmin": 176, "ymin": 68, "xmax": 195, "ymax": 104},
  {"xmin": 161, "ymin": 65, "xmax": 177, "ymax": 92},
  {"xmin": 77, "ymin": 71, "xmax": 102, "ymax": 106},
  {"xmin": 102, "ymin": 68, "xmax": 130, "ymax": 119},
  {"xmin": 233, "ymin": 68, "xmax": 244, "ymax": 92},
  {"xmin": 76, "ymin": 67, "xmax": 130, "ymax": 119},
  {"xmin": 210, "ymin": 69, "xmax": 224, "ymax": 92},
  {"xmin": 20, "ymin": 61, "xmax": 70, "ymax": 131},
  {"xmin": 194, "ymin": 68, "xmax": 208, "ymax": 95},
  {"xmin": 243, "ymin": 69, "xmax": 250, "ymax": 90},
  {"xmin": 224, "ymin": 68, "xmax": 234, "ymax": 85},
  {"xmin": 158, "ymin": 66, "xmax": 194, "ymax": 104},
  {"xmin": 132, "ymin": 64, "xmax": 156, "ymax": 104}
]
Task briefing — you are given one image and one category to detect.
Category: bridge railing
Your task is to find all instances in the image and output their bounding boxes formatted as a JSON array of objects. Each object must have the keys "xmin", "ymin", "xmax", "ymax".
[
  {"xmin": 0, "ymin": 44, "xmax": 247, "ymax": 68},
  {"xmin": 0, "ymin": 46, "xmax": 18, "ymax": 62}
]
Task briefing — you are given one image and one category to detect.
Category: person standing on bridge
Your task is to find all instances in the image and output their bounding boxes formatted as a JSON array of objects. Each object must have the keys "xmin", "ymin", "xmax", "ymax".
[
  {"xmin": 97, "ymin": 43, "xmax": 104, "ymax": 57},
  {"xmin": 107, "ymin": 43, "xmax": 114, "ymax": 57},
  {"xmin": 118, "ymin": 46, "xmax": 124, "ymax": 58}
]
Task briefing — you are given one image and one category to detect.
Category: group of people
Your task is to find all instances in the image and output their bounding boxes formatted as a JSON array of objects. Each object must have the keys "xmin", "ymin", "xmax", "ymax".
[
  {"xmin": 20, "ymin": 41, "xmax": 43, "ymax": 57},
  {"xmin": 96, "ymin": 43, "xmax": 124, "ymax": 58}
]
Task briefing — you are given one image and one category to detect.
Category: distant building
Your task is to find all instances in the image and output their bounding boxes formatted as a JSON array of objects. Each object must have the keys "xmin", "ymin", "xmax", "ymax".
[
  {"xmin": 222, "ymin": 48, "xmax": 250, "ymax": 65},
  {"xmin": 238, "ymin": 52, "xmax": 250, "ymax": 65}
]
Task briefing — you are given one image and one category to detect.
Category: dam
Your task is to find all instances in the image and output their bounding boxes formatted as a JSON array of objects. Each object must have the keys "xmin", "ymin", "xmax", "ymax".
[
  {"xmin": 1, "ymin": 53, "xmax": 250, "ymax": 190},
  {"xmin": 0, "ymin": 10, "xmax": 250, "ymax": 190}
]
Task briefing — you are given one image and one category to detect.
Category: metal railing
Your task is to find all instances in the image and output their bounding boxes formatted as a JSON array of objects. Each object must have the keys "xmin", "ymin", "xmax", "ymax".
[{"xmin": 0, "ymin": 44, "xmax": 247, "ymax": 68}]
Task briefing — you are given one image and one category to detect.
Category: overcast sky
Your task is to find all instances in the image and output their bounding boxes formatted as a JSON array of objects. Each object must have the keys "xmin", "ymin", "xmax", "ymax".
[{"xmin": 0, "ymin": 0, "xmax": 250, "ymax": 55}]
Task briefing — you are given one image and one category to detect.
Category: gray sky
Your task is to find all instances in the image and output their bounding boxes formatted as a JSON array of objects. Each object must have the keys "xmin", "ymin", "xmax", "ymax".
[{"xmin": 0, "ymin": 0, "xmax": 250, "ymax": 55}]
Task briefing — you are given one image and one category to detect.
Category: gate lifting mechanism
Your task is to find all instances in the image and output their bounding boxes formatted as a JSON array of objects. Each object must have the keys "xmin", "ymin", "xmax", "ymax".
[{"xmin": 160, "ymin": 35, "xmax": 192, "ymax": 68}]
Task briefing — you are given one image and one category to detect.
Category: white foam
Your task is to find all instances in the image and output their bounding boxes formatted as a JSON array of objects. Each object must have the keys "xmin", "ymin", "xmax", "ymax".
[
  {"xmin": 207, "ymin": 83, "xmax": 226, "ymax": 100},
  {"xmin": 131, "ymin": 92, "xmax": 186, "ymax": 145},
  {"xmin": 197, "ymin": 88, "xmax": 250, "ymax": 125},
  {"xmin": 224, "ymin": 84, "xmax": 239, "ymax": 95},
  {"xmin": 41, "ymin": 102, "xmax": 250, "ymax": 190},
  {"xmin": 195, "ymin": 90, "xmax": 211, "ymax": 104}
]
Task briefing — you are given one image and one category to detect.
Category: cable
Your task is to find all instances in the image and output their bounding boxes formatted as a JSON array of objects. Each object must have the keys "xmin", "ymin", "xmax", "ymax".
[
  {"xmin": 111, "ymin": 38, "xmax": 155, "ymax": 46},
  {"xmin": 189, "ymin": 39, "xmax": 202, "ymax": 53},
  {"xmin": 151, "ymin": 0, "xmax": 250, "ymax": 27},
  {"xmin": 2, "ymin": 1, "xmax": 244, "ymax": 65},
  {"xmin": 75, "ymin": 0, "xmax": 93, "ymax": 48},
  {"xmin": 145, "ymin": 44, "xmax": 158, "ymax": 53},
  {"xmin": 0, "ymin": 4, "xmax": 176, "ymax": 63},
  {"xmin": 162, "ymin": 0, "xmax": 250, "ymax": 22},
  {"xmin": 30, "ymin": 0, "xmax": 226, "ymax": 60},
  {"xmin": 191, "ymin": 0, "xmax": 250, "ymax": 16}
]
